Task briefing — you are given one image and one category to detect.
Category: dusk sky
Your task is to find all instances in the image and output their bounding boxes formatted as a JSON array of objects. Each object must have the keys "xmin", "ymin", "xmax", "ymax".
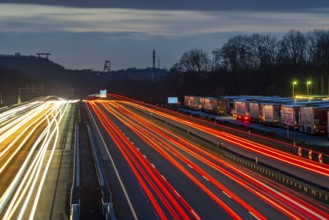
[{"xmin": 0, "ymin": 0, "xmax": 328, "ymax": 70}]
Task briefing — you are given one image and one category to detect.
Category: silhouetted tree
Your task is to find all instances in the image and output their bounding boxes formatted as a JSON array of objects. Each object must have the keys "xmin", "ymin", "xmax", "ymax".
[
  {"xmin": 277, "ymin": 30, "xmax": 308, "ymax": 67},
  {"xmin": 175, "ymin": 48, "xmax": 211, "ymax": 73}
]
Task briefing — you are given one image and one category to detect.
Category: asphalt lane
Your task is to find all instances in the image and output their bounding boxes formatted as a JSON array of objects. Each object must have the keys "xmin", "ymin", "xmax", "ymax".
[
  {"xmin": 86, "ymin": 102, "xmax": 155, "ymax": 219},
  {"xmin": 131, "ymin": 104, "xmax": 329, "ymax": 188},
  {"xmin": 107, "ymin": 102, "xmax": 294, "ymax": 219},
  {"xmin": 100, "ymin": 104, "xmax": 234, "ymax": 219},
  {"xmin": 0, "ymin": 101, "xmax": 75, "ymax": 219},
  {"xmin": 89, "ymin": 101, "xmax": 320, "ymax": 219}
]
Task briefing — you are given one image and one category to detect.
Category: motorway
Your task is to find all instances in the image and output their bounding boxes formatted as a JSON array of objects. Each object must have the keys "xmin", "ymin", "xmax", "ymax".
[
  {"xmin": 179, "ymin": 108, "xmax": 329, "ymax": 148},
  {"xmin": 86, "ymin": 99, "xmax": 329, "ymax": 220},
  {"xmin": 1, "ymin": 97, "xmax": 328, "ymax": 219},
  {"xmin": 119, "ymin": 99, "xmax": 329, "ymax": 186},
  {"xmin": 0, "ymin": 98, "xmax": 76, "ymax": 219}
]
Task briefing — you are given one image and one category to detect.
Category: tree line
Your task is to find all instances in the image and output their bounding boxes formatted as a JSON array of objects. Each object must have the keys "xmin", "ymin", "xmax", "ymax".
[{"xmin": 165, "ymin": 29, "xmax": 329, "ymax": 101}]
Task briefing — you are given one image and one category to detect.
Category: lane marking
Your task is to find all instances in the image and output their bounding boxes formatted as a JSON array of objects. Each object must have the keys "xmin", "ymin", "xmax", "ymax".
[
  {"xmin": 222, "ymin": 191, "xmax": 232, "ymax": 198},
  {"xmin": 86, "ymin": 103, "xmax": 138, "ymax": 220},
  {"xmin": 202, "ymin": 176, "xmax": 209, "ymax": 181},
  {"xmin": 191, "ymin": 210, "xmax": 201, "ymax": 220},
  {"xmin": 249, "ymin": 211, "xmax": 260, "ymax": 220}
]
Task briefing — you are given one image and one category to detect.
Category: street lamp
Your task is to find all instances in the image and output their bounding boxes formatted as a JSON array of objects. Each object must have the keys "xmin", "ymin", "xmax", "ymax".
[
  {"xmin": 292, "ymin": 81, "xmax": 297, "ymax": 98},
  {"xmin": 306, "ymin": 81, "xmax": 312, "ymax": 95}
]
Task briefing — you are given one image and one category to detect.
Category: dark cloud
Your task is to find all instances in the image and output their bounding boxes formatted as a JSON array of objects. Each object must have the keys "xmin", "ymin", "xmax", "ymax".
[{"xmin": 1, "ymin": 0, "xmax": 329, "ymax": 12}]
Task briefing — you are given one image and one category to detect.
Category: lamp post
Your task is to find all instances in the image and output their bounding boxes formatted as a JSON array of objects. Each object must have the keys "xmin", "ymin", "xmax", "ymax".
[
  {"xmin": 307, "ymin": 81, "xmax": 312, "ymax": 95},
  {"xmin": 292, "ymin": 81, "xmax": 297, "ymax": 98}
]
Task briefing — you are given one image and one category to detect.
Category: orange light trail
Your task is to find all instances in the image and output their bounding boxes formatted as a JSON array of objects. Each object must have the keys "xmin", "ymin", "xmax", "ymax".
[
  {"xmin": 121, "ymin": 100, "xmax": 329, "ymax": 177},
  {"xmin": 96, "ymin": 99, "xmax": 329, "ymax": 220},
  {"xmin": 88, "ymin": 101, "xmax": 201, "ymax": 220}
]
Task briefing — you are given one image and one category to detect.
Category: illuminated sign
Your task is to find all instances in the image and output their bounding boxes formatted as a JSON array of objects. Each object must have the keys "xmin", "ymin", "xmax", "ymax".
[
  {"xmin": 100, "ymin": 89, "xmax": 107, "ymax": 98},
  {"xmin": 168, "ymin": 97, "xmax": 178, "ymax": 104}
]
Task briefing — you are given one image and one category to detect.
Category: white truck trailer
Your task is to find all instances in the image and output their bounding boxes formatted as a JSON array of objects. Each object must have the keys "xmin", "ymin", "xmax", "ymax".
[
  {"xmin": 281, "ymin": 104, "xmax": 304, "ymax": 129},
  {"xmin": 234, "ymin": 99, "xmax": 250, "ymax": 121},
  {"xmin": 249, "ymin": 102, "xmax": 261, "ymax": 122},
  {"xmin": 299, "ymin": 105, "xmax": 329, "ymax": 135},
  {"xmin": 259, "ymin": 103, "xmax": 281, "ymax": 125}
]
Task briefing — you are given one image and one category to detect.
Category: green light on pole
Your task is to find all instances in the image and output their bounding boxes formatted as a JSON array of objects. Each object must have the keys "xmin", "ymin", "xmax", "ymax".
[
  {"xmin": 292, "ymin": 81, "xmax": 297, "ymax": 98},
  {"xmin": 307, "ymin": 81, "xmax": 312, "ymax": 95}
]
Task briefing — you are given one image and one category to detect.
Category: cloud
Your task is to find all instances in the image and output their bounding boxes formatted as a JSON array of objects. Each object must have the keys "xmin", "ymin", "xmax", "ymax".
[
  {"xmin": 0, "ymin": 3, "xmax": 328, "ymax": 70},
  {"xmin": 0, "ymin": 4, "xmax": 328, "ymax": 37},
  {"xmin": 0, "ymin": 0, "xmax": 329, "ymax": 12}
]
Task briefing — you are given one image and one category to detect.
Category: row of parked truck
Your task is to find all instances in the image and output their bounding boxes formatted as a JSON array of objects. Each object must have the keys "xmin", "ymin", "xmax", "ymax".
[{"xmin": 184, "ymin": 95, "xmax": 329, "ymax": 136}]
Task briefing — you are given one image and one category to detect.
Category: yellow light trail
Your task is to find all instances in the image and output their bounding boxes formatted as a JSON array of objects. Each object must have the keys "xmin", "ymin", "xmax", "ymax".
[{"xmin": 0, "ymin": 100, "xmax": 71, "ymax": 218}]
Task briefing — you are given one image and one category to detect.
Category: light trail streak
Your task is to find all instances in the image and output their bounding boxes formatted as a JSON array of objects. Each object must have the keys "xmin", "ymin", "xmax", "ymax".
[
  {"xmin": 3, "ymin": 116, "xmax": 51, "ymax": 219},
  {"xmin": 0, "ymin": 100, "xmax": 71, "ymax": 218},
  {"xmin": 88, "ymin": 101, "xmax": 201, "ymax": 219},
  {"xmin": 104, "ymin": 100, "xmax": 329, "ymax": 219},
  {"xmin": 0, "ymin": 102, "xmax": 51, "ymax": 144},
  {"xmin": 123, "ymin": 101, "xmax": 329, "ymax": 177},
  {"xmin": 85, "ymin": 102, "xmax": 138, "ymax": 220},
  {"xmin": 102, "ymin": 102, "xmax": 263, "ymax": 219},
  {"xmin": 0, "ymin": 102, "xmax": 41, "ymax": 125},
  {"xmin": 98, "ymin": 101, "xmax": 243, "ymax": 219},
  {"xmin": 29, "ymin": 105, "xmax": 63, "ymax": 219}
]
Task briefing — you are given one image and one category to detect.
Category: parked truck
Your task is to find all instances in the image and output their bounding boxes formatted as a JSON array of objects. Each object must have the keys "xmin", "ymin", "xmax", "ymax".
[
  {"xmin": 259, "ymin": 103, "xmax": 281, "ymax": 125},
  {"xmin": 201, "ymin": 97, "xmax": 215, "ymax": 112},
  {"xmin": 214, "ymin": 97, "xmax": 226, "ymax": 115},
  {"xmin": 234, "ymin": 99, "xmax": 250, "ymax": 121},
  {"xmin": 281, "ymin": 104, "xmax": 304, "ymax": 129},
  {"xmin": 299, "ymin": 105, "xmax": 329, "ymax": 135},
  {"xmin": 184, "ymin": 96, "xmax": 191, "ymax": 108},
  {"xmin": 190, "ymin": 96, "xmax": 202, "ymax": 110},
  {"xmin": 249, "ymin": 102, "xmax": 261, "ymax": 122}
]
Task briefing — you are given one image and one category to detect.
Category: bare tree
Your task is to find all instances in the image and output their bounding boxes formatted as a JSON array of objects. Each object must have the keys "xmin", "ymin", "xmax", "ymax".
[
  {"xmin": 277, "ymin": 30, "xmax": 308, "ymax": 66},
  {"xmin": 177, "ymin": 48, "xmax": 211, "ymax": 73},
  {"xmin": 308, "ymin": 30, "xmax": 329, "ymax": 68},
  {"xmin": 250, "ymin": 33, "xmax": 277, "ymax": 69},
  {"xmin": 216, "ymin": 35, "xmax": 257, "ymax": 72}
]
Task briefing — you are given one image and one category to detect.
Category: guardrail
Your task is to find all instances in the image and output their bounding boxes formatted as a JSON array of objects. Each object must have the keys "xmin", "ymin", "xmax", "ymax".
[
  {"xmin": 70, "ymin": 123, "xmax": 80, "ymax": 220},
  {"xmin": 221, "ymin": 147, "xmax": 329, "ymax": 204},
  {"xmin": 87, "ymin": 124, "xmax": 116, "ymax": 220}
]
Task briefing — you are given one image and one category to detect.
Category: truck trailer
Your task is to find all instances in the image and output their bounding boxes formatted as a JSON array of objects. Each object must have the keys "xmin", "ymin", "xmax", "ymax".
[
  {"xmin": 201, "ymin": 97, "xmax": 215, "ymax": 112},
  {"xmin": 190, "ymin": 96, "xmax": 202, "ymax": 110},
  {"xmin": 234, "ymin": 99, "xmax": 250, "ymax": 121},
  {"xmin": 214, "ymin": 97, "xmax": 226, "ymax": 115},
  {"xmin": 281, "ymin": 104, "xmax": 304, "ymax": 129},
  {"xmin": 299, "ymin": 105, "xmax": 329, "ymax": 135},
  {"xmin": 249, "ymin": 102, "xmax": 261, "ymax": 122},
  {"xmin": 259, "ymin": 103, "xmax": 281, "ymax": 125}
]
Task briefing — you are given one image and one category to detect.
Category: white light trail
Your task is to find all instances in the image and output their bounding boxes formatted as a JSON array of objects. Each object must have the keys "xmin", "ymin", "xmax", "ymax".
[{"xmin": 0, "ymin": 100, "xmax": 71, "ymax": 218}]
